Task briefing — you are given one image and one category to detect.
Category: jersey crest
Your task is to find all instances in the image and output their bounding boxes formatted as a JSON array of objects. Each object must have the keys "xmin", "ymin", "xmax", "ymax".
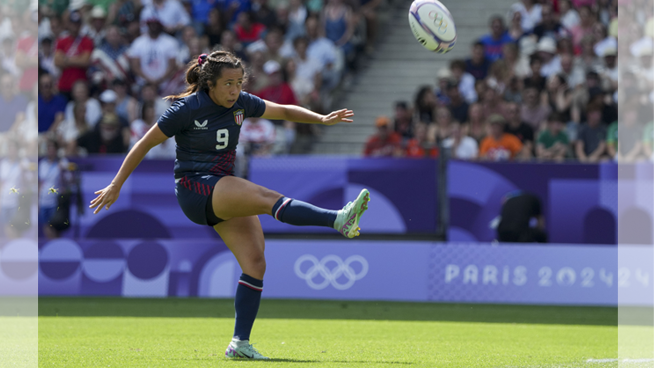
[
  {"xmin": 233, "ymin": 110, "xmax": 244, "ymax": 126},
  {"xmin": 194, "ymin": 120, "xmax": 208, "ymax": 130}
]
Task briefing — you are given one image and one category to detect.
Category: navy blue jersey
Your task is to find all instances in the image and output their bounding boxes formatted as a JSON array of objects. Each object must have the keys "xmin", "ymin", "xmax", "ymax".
[{"xmin": 157, "ymin": 90, "xmax": 266, "ymax": 178}]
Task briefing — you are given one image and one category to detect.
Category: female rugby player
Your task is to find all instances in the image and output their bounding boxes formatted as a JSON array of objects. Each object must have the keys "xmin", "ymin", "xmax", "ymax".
[{"xmin": 89, "ymin": 51, "xmax": 370, "ymax": 360}]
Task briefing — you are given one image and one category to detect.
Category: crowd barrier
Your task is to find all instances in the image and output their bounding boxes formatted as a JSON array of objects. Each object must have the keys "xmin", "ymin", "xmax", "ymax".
[
  {"xmin": 6, "ymin": 238, "xmax": 644, "ymax": 306},
  {"xmin": 60, "ymin": 157, "xmax": 643, "ymax": 244}
]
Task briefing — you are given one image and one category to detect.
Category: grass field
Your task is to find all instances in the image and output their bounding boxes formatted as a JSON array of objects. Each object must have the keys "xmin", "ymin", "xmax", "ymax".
[{"xmin": 38, "ymin": 298, "xmax": 618, "ymax": 368}]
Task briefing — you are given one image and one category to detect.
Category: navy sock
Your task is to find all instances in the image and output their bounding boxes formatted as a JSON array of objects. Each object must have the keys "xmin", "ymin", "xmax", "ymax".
[
  {"xmin": 233, "ymin": 273, "xmax": 263, "ymax": 341},
  {"xmin": 272, "ymin": 197, "xmax": 338, "ymax": 228}
]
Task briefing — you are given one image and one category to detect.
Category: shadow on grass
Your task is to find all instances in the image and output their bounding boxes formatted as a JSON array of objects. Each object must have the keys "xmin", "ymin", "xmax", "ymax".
[{"xmin": 38, "ymin": 297, "xmax": 618, "ymax": 326}]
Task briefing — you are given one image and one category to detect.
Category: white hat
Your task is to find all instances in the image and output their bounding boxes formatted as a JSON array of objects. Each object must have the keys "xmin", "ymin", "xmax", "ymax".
[
  {"xmin": 437, "ymin": 67, "xmax": 453, "ymax": 80},
  {"xmin": 91, "ymin": 5, "xmax": 107, "ymax": 18},
  {"xmin": 519, "ymin": 36, "xmax": 537, "ymax": 56},
  {"xmin": 263, "ymin": 60, "xmax": 281, "ymax": 75},
  {"xmin": 99, "ymin": 89, "xmax": 118, "ymax": 103},
  {"xmin": 537, "ymin": 37, "xmax": 557, "ymax": 54}
]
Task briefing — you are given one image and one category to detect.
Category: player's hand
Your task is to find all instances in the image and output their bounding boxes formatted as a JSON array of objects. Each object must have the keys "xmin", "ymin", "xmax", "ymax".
[
  {"xmin": 321, "ymin": 109, "xmax": 354, "ymax": 126},
  {"xmin": 89, "ymin": 183, "xmax": 120, "ymax": 214}
]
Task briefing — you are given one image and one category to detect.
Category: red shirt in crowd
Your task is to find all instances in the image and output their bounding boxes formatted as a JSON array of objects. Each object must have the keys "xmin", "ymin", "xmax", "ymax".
[
  {"xmin": 256, "ymin": 83, "xmax": 298, "ymax": 106},
  {"xmin": 55, "ymin": 35, "xmax": 94, "ymax": 93},
  {"xmin": 16, "ymin": 34, "xmax": 38, "ymax": 92},
  {"xmin": 404, "ymin": 139, "xmax": 438, "ymax": 158},
  {"xmin": 234, "ymin": 23, "xmax": 266, "ymax": 45},
  {"xmin": 364, "ymin": 132, "xmax": 402, "ymax": 157}
]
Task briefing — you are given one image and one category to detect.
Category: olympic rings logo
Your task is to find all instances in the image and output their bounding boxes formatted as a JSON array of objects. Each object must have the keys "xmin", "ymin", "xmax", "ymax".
[
  {"xmin": 428, "ymin": 10, "xmax": 449, "ymax": 34},
  {"xmin": 294, "ymin": 255, "xmax": 369, "ymax": 290}
]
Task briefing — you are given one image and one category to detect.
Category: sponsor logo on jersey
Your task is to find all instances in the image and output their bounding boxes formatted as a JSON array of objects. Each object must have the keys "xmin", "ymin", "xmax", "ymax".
[
  {"xmin": 194, "ymin": 120, "xmax": 208, "ymax": 130},
  {"xmin": 233, "ymin": 110, "xmax": 244, "ymax": 126}
]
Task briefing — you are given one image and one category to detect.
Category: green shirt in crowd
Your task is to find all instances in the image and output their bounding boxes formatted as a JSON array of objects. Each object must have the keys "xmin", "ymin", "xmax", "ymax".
[{"xmin": 537, "ymin": 129, "xmax": 569, "ymax": 149}]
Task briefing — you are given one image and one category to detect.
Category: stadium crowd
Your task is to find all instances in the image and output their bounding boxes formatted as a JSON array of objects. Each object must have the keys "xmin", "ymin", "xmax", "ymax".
[
  {"xmin": 37, "ymin": 0, "xmax": 383, "ymax": 160},
  {"xmin": 365, "ymin": 0, "xmax": 648, "ymax": 163}
]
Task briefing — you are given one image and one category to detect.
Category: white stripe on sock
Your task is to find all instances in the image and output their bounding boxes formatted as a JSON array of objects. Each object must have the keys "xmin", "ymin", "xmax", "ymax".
[
  {"xmin": 274, "ymin": 198, "xmax": 292, "ymax": 221},
  {"xmin": 238, "ymin": 280, "xmax": 263, "ymax": 291}
]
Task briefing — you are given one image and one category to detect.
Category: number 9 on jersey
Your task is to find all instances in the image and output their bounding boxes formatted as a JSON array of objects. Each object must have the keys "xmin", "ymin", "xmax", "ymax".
[{"xmin": 216, "ymin": 129, "xmax": 229, "ymax": 150}]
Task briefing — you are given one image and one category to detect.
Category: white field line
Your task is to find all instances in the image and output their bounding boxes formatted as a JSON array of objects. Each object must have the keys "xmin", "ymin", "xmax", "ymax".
[{"xmin": 586, "ymin": 358, "xmax": 654, "ymax": 363}]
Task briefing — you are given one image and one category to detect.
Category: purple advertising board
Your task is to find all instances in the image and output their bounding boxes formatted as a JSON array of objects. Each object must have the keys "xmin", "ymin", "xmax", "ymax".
[
  {"xmin": 58, "ymin": 157, "xmax": 648, "ymax": 244},
  {"xmin": 32, "ymin": 238, "xmax": 632, "ymax": 306}
]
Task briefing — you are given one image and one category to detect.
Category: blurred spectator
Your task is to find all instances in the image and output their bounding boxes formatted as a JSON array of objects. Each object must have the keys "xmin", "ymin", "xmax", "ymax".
[
  {"xmin": 496, "ymin": 191, "xmax": 547, "ymax": 243},
  {"xmin": 465, "ymin": 103, "xmax": 487, "ymax": 143},
  {"xmin": 58, "ymin": 102, "xmax": 91, "ymax": 155},
  {"xmin": 507, "ymin": 9, "xmax": 526, "ymax": 41},
  {"xmin": 139, "ymin": 82, "xmax": 171, "ymax": 118},
  {"xmin": 520, "ymin": 86, "xmax": 550, "ymax": 130},
  {"xmin": 256, "ymin": 60, "xmax": 298, "ymax": 153},
  {"xmin": 575, "ymin": 103, "xmax": 608, "ymax": 163},
  {"xmin": 480, "ymin": 86, "xmax": 506, "ymax": 120},
  {"xmin": 246, "ymin": 50, "xmax": 270, "ymax": 92},
  {"xmin": 139, "ymin": 0, "xmax": 191, "ymax": 35},
  {"xmin": 597, "ymin": 47, "xmax": 617, "ymax": 92},
  {"xmin": 286, "ymin": 0, "xmax": 308, "ymax": 42},
  {"xmin": 508, "ymin": 0, "xmax": 542, "ymax": 32},
  {"xmin": 54, "ymin": 11, "xmax": 94, "ymax": 98},
  {"xmin": 251, "ymin": 0, "xmax": 277, "ymax": 29},
  {"xmin": 284, "ymin": 58, "xmax": 319, "ymax": 111},
  {"xmin": 503, "ymin": 42, "xmax": 530, "ymax": 79},
  {"xmin": 503, "ymin": 76, "xmax": 524, "ymax": 103},
  {"xmin": 64, "ymin": 80, "xmax": 102, "ymax": 128},
  {"xmin": 559, "ymin": 52, "xmax": 585, "ymax": 88},
  {"xmin": 429, "ymin": 107, "xmax": 455, "ymax": 144},
  {"xmin": 130, "ymin": 101, "xmax": 176, "ymax": 158},
  {"xmin": 216, "ymin": 29, "xmax": 247, "ymax": 61},
  {"xmin": 304, "ymin": 15, "xmax": 341, "ymax": 92},
  {"xmin": 38, "ymin": 37, "xmax": 58, "ymax": 78},
  {"xmin": 504, "ymin": 101, "xmax": 534, "ymax": 157},
  {"xmin": 107, "ymin": 0, "xmax": 142, "ymax": 30},
  {"xmin": 414, "ymin": 85, "xmax": 437, "ymax": 125},
  {"xmin": 112, "ymin": 78, "xmax": 138, "ymax": 124},
  {"xmin": 74, "ymin": 113, "xmax": 128, "ymax": 155},
  {"xmin": 321, "ymin": 0, "xmax": 356, "ymax": 65},
  {"xmin": 186, "ymin": 0, "xmax": 216, "ymax": 27},
  {"xmin": 38, "ymin": 73, "xmax": 66, "ymax": 134},
  {"xmin": 39, "ymin": 139, "xmax": 70, "ymax": 239},
  {"xmin": 0, "ymin": 37, "xmax": 20, "ymax": 77},
  {"xmin": 16, "ymin": 17, "xmax": 39, "ymax": 94},
  {"xmin": 523, "ymin": 54, "xmax": 545, "ymax": 91},
  {"xmin": 643, "ymin": 120, "xmax": 654, "ymax": 162},
  {"xmin": 446, "ymin": 81, "xmax": 469, "ymax": 125},
  {"xmin": 537, "ymin": 37, "xmax": 561, "ymax": 77},
  {"xmin": 393, "ymin": 101, "xmax": 414, "ymax": 140},
  {"xmin": 364, "ymin": 116, "xmax": 402, "ymax": 157},
  {"xmin": 487, "ymin": 59, "xmax": 509, "ymax": 94},
  {"xmin": 360, "ymin": 0, "xmax": 382, "ymax": 54},
  {"xmin": 85, "ymin": 6, "xmax": 108, "ymax": 46},
  {"xmin": 537, "ymin": 112, "xmax": 570, "ymax": 161},
  {"xmin": 543, "ymin": 74, "xmax": 573, "ymax": 124},
  {"xmin": 404, "ymin": 123, "xmax": 437, "ymax": 158},
  {"xmin": 479, "ymin": 16, "xmax": 514, "ymax": 62},
  {"xmin": 247, "ymin": 26, "xmax": 285, "ymax": 64},
  {"xmin": 479, "ymin": 114, "xmax": 523, "ymax": 161},
  {"xmin": 533, "ymin": 4, "xmax": 566, "ymax": 41},
  {"xmin": 202, "ymin": 8, "xmax": 225, "ymax": 49},
  {"xmin": 607, "ymin": 104, "xmax": 645, "ymax": 163},
  {"xmin": 98, "ymin": 89, "xmax": 131, "ymax": 147},
  {"xmin": 239, "ymin": 117, "xmax": 276, "ymax": 157},
  {"xmin": 0, "ymin": 139, "xmax": 31, "ymax": 239},
  {"xmin": 449, "ymin": 59, "xmax": 477, "ymax": 103},
  {"xmin": 558, "ymin": 0, "xmax": 580, "ymax": 31},
  {"xmin": 128, "ymin": 16, "xmax": 179, "ymax": 88},
  {"xmin": 90, "ymin": 25, "xmax": 131, "ymax": 86},
  {"xmin": 234, "ymin": 11, "xmax": 266, "ymax": 47},
  {"xmin": 465, "ymin": 41, "xmax": 491, "ymax": 81},
  {"xmin": 0, "ymin": 73, "xmax": 28, "ymax": 133},
  {"xmin": 443, "ymin": 122, "xmax": 478, "ymax": 160},
  {"xmin": 569, "ymin": 6, "xmax": 595, "ymax": 50}
]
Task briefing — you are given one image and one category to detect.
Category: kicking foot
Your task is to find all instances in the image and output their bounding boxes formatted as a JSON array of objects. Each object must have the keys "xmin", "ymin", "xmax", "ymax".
[
  {"xmin": 225, "ymin": 339, "xmax": 270, "ymax": 360},
  {"xmin": 334, "ymin": 189, "xmax": 370, "ymax": 238}
]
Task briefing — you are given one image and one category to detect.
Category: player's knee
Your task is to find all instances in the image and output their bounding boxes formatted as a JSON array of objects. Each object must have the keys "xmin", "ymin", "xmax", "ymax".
[
  {"xmin": 246, "ymin": 252, "xmax": 266, "ymax": 278},
  {"xmin": 257, "ymin": 186, "xmax": 282, "ymax": 209}
]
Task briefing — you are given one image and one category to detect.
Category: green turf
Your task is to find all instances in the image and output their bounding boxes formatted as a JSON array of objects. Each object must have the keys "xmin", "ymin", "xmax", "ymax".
[{"xmin": 39, "ymin": 298, "xmax": 617, "ymax": 367}]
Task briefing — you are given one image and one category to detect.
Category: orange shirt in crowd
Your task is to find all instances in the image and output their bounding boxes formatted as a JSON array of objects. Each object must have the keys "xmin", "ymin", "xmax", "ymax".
[
  {"xmin": 479, "ymin": 133, "xmax": 523, "ymax": 160},
  {"xmin": 363, "ymin": 132, "xmax": 402, "ymax": 157},
  {"xmin": 404, "ymin": 139, "xmax": 438, "ymax": 158}
]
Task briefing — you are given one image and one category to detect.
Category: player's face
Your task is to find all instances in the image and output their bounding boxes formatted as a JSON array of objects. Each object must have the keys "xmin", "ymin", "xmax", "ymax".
[{"xmin": 209, "ymin": 68, "xmax": 244, "ymax": 108}]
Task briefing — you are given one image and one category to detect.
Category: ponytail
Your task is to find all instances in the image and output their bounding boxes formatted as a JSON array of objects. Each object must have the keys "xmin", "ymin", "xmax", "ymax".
[{"xmin": 165, "ymin": 51, "xmax": 245, "ymax": 101}]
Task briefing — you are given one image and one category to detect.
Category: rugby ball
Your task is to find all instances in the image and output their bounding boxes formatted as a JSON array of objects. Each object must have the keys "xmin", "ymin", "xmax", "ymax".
[{"xmin": 408, "ymin": 0, "xmax": 457, "ymax": 53}]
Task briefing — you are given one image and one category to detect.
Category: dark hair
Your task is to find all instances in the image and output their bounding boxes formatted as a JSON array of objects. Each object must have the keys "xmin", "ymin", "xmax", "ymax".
[
  {"xmin": 489, "ymin": 15, "xmax": 504, "ymax": 27},
  {"xmin": 395, "ymin": 101, "xmax": 408, "ymax": 110},
  {"xmin": 165, "ymin": 50, "xmax": 245, "ymax": 100},
  {"xmin": 141, "ymin": 101, "xmax": 155, "ymax": 119},
  {"xmin": 293, "ymin": 35, "xmax": 310, "ymax": 48},
  {"xmin": 473, "ymin": 40, "xmax": 484, "ymax": 48},
  {"xmin": 529, "ymin": 53, "xmax": 542, "ymax": 66},
  {"xmin": 450, "ymin": 59, "xmax": 466, "ymax": 71},
  {"xmin": 548, "ymin": 111, "xmax": 565, "ymax": 123}
]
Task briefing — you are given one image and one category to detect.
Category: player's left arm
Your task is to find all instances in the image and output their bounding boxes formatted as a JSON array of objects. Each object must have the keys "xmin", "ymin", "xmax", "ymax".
[{"xmin": 261, "ymin": 100, "xmax": 353, "ymax": 126}]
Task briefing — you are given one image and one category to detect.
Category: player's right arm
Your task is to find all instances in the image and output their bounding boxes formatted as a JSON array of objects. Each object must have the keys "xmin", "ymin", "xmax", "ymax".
[{"xmin": 89, "ymin": 124, "xmax": 169, "ymax": 214}]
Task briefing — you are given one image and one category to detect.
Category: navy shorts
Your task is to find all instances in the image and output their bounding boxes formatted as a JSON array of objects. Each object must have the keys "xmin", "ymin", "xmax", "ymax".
[{"xmin": 175, "ymin": 174, "xmax": 226, "ymax": 226}]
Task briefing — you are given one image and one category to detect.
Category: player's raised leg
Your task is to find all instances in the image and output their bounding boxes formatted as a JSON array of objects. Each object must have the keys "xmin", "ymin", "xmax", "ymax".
[
  {"xmin": 214, "ymin": 216, "xmax": 269, "ymax": 360},
  {"xmin": 210, "ymin": 176, "xmax": 370, "ymax": 238}
]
